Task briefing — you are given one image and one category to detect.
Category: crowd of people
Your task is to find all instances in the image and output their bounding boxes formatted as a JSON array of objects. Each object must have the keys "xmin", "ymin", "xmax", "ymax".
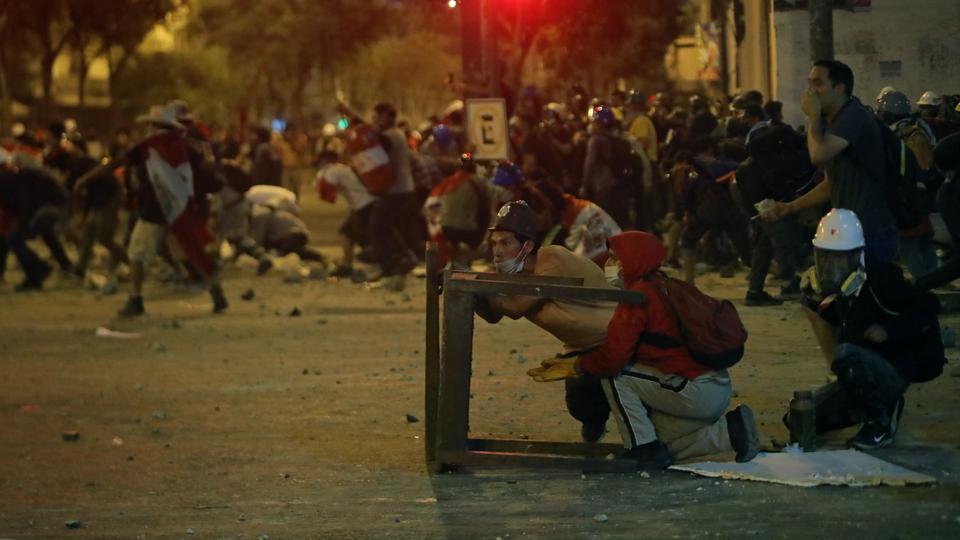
[{"xmin": 2, "ymin": 57, "xmax": 959, "ymax": 469}]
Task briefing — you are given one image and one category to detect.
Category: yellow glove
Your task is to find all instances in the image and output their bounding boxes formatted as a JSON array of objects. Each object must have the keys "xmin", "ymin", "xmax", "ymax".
[{"xmin": 526, "ymin": 358, "xmax": 578, "ymax": 382}]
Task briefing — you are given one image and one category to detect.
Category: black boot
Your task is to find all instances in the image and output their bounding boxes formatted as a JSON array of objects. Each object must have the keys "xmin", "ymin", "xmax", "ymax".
[
  {"xmin": 623, "ymin": 440, "xmax": 673, "ymax": 470},
  {"xmin": 118, "ymin": 295, "xmax": 145, "ymax": 317},
  {"xmin": 210, "ymin": 285, "xmax": 228, "ymax": 313}
]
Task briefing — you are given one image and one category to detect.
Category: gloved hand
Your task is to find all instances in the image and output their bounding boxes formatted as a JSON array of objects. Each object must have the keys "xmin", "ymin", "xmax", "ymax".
[{"xmin": 526, "ymin": 358, "xmax": 578, "ymax": 382}]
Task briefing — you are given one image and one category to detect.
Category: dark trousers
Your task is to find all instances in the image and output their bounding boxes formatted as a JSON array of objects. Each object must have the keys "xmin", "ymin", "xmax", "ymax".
[
  {"xmin": 6, "ymin": 226, "xmax": 53, "ymax": 284},
  {"xmin": 816, "ymin": 343, "xmax": 909, "ymax": 433},
  {"xmin": 682, "ymin": 202, "xmax": 752, "ymax": 264},
  {"xmin": 748, "ymin": 216, "xmax": 799, "ymax": 292},
  {"xmin": 596, "ymin": 184, "xmax": 632, "ymax": 230},
  {"xmin": 565, "ymin": 375, "xmax": 611, "ymax": 426},
  {"xmin": 367, "ymin": 192, "xmax": 424, "ymax": 276}
]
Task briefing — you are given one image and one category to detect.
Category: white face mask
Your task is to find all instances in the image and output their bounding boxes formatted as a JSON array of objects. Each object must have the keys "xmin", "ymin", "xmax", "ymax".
[
  {"xmin": 604, "ymin": 264, "xmax": 623, "ymax": 288},
  {"xmin": 495, "ymin": 245, "xmax": 530, "ymax": 274}
]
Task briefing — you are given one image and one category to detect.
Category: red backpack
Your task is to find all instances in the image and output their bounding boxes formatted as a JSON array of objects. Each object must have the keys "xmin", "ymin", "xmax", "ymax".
[{"xmin": 652, "ymin": 274, "xmax": 748, "ymax": 370}]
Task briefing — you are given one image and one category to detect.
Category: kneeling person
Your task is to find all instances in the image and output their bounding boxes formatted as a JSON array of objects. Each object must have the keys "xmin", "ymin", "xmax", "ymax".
[
  {"xmin": 476, "ymin": 201, "xmax": 615, "ymax": 442},
  {"xmin": 531, "ymin": 231, "xmax": 760, "ymax": 469},
  {"xmin": 801, "ymin": 209, "xmax": 945, "ymax": 449}
]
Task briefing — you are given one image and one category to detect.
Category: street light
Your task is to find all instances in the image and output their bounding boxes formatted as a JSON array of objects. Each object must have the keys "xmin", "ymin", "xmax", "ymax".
[{"xmin": 448, "ymin": 0, "xmax": 458, "ymax": 8}]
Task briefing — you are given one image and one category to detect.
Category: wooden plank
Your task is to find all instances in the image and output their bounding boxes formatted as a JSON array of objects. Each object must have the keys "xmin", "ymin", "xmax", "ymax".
[
  {"xmin": 424, "ymin": 242, "xmax": 441, "ymax": 463},
  {"xmin": 437, "ymin": 288, "xmax": 476, "ymax": 455},
  {"xmin": 446, "ymin": 278, "xmax": 646, "ymax": 305},
  {"xmin": 468, "ymin": 438, "xmax": 623, "ymax": 457},
  {"xmin": 436, "ymin": 449, "xmax": 638, "ymax": 473},
  {"xmin": 453, "ymin": 271, "xmax": 584, "ymax": 287}
]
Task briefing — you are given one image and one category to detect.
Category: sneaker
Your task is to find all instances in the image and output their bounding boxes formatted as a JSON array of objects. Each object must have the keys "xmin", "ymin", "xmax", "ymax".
[
  {"xmin": 210, "ymin": 285, "xmax": 229, "ymax": 314},
  {"xmin": 622, "ymin": 440, "xmax": 674, "ymax": 470},
  {"xmin": 745, "ymin": 290, "xmax": 783, "ymax": 306},
  {"xmin": 580, "ymin": 421, "xmax": 606, "ymax": 443},
  {"xmin": 780, "ymin": 276, "xmax": 801, "ymax": 298},
  {"xmin": 726, "ymin": 405, "xmax": 760, "ymax": 462},
  {"xmin": 118, "ymin": 295, "xmax": 145, "ymax": 317},
  {"xmin": 849, "ymin": 419, "xmax": 894, "ymax": 450}
]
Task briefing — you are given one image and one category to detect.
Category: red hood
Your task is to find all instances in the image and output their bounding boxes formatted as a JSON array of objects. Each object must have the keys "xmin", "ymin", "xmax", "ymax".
[{"xmin": 608, "ymin": 231, "xmax": 665, "ymax": 285}]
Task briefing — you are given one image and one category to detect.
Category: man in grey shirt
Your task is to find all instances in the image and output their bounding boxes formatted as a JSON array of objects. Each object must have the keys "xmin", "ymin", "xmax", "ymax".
[
  {"xmin": 772, "ymin": 60, "xmax": 897, "ymax": 265},
  {"xmin": 366, "ymin": 102, "xmax": 423, "ymax": 276}
]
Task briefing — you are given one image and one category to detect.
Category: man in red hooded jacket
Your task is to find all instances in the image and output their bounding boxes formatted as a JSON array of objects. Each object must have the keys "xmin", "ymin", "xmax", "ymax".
[{"xmin": 530, "ymin": 231, "xmax": 760, "ymax": 469}]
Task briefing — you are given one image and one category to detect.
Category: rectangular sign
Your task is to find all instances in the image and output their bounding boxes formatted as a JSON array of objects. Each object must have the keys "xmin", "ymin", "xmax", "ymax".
[{"xmin": 465, "ymin": 98, "xmax": 509, "ymax": 161}]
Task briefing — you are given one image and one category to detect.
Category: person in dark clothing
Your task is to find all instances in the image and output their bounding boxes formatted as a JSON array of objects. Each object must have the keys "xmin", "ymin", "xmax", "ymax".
[
  {"xmin": 0, "ymin": 166, "xmax": 74, "ymax": 289},
  {"xmin": 800, "ymin": 209, "xmax": 945, "ymax": 449},
  {"xmin": 581, "ymin": 106, "xmax": 631, "ymax": 228},
  {"xmin": 250, "ymin": 127, "xmax": 283, "ymax": 186},
  {"xmin": 673, "ymin": 149, "xmax": 752, "ymax": 284},
  {"xmin": 47, "ymin": 151, "xmax": 128, "ymax": 286},
  {"xmin": 773, "ymin": 60, "xmax": 897, "ymax": 265},
  {"xmin": 915, "ymin": 132, "xmax": 960, "ymax": 291},
  {"xmin": 736, "ymin": 124, "xmax": 815, "ymax": 305}
]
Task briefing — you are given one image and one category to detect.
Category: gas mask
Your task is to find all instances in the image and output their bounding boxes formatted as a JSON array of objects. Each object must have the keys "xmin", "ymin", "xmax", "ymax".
[
  {"xmin": 495, "ymin": 244, "xmax": 530, "ymax": 274},
  {"xmin": 814, "ymin": 247, "xmax": 865, "ymax": 296}
]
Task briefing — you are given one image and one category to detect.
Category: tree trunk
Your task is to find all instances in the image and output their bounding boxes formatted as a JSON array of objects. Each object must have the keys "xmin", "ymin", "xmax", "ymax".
[
  {"xmin": 0, "ymin": 61, "xmax": 10, "ymax": 136},
  {"xmin": 40, "ymin": 53, "xmax": 56, "ymax": 122},
  {"xmin": 809, "ymin": 0, "xmax": 834, "ymax": 62},
  {"xmin": 77, "ymin": 55, "xmax": 89, "ymax": 108}
]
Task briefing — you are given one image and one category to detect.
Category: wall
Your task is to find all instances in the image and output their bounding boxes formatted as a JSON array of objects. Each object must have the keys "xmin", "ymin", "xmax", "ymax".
[{"xmin": 773, "ymin": 0, "xmax": 960, "ymax": 127}]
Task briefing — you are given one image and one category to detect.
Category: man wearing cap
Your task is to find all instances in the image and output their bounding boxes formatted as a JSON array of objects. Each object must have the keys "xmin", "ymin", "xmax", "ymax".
[
  {"xmin": 75, "ymin": 104, "xmax": 228, "ymax": 316},
  {"xmin": 475, "ymin": 200, "xmax": 616, "ymax": 442}
]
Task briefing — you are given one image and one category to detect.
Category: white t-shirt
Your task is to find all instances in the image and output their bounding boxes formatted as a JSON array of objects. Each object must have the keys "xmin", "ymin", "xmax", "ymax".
[{"xmin": 316, "ymin": 163, "xmax": 376, "ymax": 211}]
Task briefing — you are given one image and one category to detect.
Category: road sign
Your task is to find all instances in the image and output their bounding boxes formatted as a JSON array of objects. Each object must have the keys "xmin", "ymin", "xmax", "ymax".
[{"xmin": 466, "ymin": 98, "xmax": 508, "ymax": 161}]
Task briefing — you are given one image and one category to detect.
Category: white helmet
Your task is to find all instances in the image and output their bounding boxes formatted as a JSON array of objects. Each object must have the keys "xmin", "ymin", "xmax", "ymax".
[
  {"xmin": 917, "ymin": 90, "xmax": 942, "ymax": 107},
  {"xmin": 813, "ymin": 208, "xmax": 865, "ymax": 251},
  {"xmin": 876, "ymin": 86, "xmax": 897, "ymax": 104}
]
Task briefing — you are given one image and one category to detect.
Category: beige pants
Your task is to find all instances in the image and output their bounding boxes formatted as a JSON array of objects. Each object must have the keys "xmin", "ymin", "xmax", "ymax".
[
  {"xmin": 127, "ymin": 220, "xmax": 167, "ymax": 264},
  {"xmin": 601, "ymin": 363, "xmax": 734, "ymax": 461}
]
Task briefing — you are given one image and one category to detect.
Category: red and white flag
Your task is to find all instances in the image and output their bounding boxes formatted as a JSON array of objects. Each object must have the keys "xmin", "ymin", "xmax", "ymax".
[
  {"xmin": 141, "ymin": 131, "xmax": 194, "ymax": 224},
  {"xmin": 140, "ymin": 131, "xmax": 216, "ymax": 278}
]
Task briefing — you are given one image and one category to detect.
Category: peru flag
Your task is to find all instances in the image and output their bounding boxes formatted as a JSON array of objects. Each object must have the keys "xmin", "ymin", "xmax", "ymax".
[
  {"xmin": 141, "ymin": 131, "xmax": 194, "ymax": 224},
  {"xmin": 140, "ymin": 131, "xmax": 216, "ymax": 278}
]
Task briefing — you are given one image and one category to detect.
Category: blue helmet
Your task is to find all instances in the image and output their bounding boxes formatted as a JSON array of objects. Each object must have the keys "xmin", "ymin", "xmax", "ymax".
[
  {"xmin": 591, "ymin": 105, "xmax": 617, "ymax": 128},
  {"xmin": 493, "ymin": 161, "xmax": 523, "ymax": 187},
  {"xmin": 432, "ymin": 124, "xmax": 453, "ymax": 146}
]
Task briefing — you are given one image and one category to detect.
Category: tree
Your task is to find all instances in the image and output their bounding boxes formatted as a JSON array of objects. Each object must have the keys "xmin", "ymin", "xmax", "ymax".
[
  {"xmin": 89, "ymin": 0, "xmax": 176, "ymax": 115},
  {"xmin": 532, "ymin": 0, "xmax": 683, "ymax": 95},
  {"xmin": 9, "ymin": 0, "xmax": 72, "ymax": 120},
  {"xmin": 195, "ymin": 0, "xmax": 388, "ymax": 126}
]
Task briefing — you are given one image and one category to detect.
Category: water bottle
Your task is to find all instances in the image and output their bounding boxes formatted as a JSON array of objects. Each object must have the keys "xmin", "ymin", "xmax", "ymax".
[{"xmin": 788, "ymin": 390, "xmax": 816, "ymax": 452}]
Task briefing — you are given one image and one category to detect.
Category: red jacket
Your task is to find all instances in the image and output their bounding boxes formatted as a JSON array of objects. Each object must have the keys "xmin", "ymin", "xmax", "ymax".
[{"xmin": 579, "ymin": 231, "xmax": 709, "ymax": 380}]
